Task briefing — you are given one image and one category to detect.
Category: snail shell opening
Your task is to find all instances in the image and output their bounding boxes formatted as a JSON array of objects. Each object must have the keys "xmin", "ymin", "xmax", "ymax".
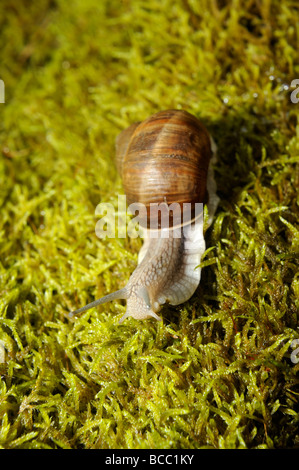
[{"xmin": 116, "ymin": 109, "xmax": 212, "ymax": 229}]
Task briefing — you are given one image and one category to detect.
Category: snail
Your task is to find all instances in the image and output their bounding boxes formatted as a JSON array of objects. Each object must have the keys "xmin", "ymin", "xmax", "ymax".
[{"xmin": 71, "ymin": 109, "xmax": 219, "ymax": 322}]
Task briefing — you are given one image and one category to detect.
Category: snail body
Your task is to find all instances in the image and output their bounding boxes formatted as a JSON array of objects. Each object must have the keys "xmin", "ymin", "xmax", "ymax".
[{"xmin": 71, "ymin": 110, "xmax": 219, "ymax": 322}]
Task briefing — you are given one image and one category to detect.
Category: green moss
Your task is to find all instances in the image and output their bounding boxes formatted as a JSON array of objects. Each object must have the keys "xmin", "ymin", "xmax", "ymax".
[{"xmin": 0, "ymin": 0, "xmax": 298, "ymax": 449}]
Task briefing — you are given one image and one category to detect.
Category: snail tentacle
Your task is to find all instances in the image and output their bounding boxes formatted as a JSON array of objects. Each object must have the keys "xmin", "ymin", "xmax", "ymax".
[{"xmin": 70, "ymin": 287, "xmax": 128, "ymax": 317}]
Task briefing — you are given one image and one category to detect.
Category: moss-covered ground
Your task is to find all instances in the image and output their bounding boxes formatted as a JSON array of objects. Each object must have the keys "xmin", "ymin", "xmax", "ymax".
[{"xmin": 0, "ymin": 0, "xmax": 298, "ymax": 449}]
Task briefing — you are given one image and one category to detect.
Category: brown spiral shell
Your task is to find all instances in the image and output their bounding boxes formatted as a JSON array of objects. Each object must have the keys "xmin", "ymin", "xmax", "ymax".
[{"xmin": 115, "ymin": 109, "xmax": 212, "ymax": 227}]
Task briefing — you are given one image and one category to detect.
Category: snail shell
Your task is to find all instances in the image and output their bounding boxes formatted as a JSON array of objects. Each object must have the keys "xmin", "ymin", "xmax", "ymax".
[
  {"xmin": 71, "ymin": 110, "xmax": 219, "ymax": 322},
  {"xmin": 116, "ymin": 109, "xmax": 212, "ymax": 227}
]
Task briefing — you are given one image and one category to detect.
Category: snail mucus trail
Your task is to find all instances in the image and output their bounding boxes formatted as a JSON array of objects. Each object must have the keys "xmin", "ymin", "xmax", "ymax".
[{"xmin": 70, "ymin": 109, "xmax": 219, "ymax": 323}]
